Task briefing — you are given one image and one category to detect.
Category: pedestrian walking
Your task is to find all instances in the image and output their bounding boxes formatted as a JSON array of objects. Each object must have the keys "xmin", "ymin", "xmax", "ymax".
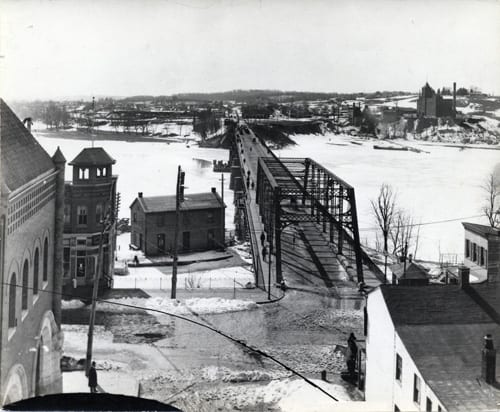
[
  {"xmin": 88, "ymin": 361, "xmax": 98, "ymax": 393},
  {"xmin": 133, "ymin": 255, "xmax": 139, "ymax": 266},
  {"xmin": 260, "ymin": 232, "xmax": 266, "ymax": 246},
  {"xmin": 262, "ymin": 246, "xmax": 268, "ymax": 262}
]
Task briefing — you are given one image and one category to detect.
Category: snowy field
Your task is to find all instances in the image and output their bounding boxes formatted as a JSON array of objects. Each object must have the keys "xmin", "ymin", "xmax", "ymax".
[{"xmin": 35, "ymin": 130, "xmax": 499, "ymax": 261}]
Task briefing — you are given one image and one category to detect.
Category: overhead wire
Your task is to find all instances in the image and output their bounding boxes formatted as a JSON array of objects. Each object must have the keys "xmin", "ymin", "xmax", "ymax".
[{"xmin": 3, "ymin": 281, "xmax": 339, "ymax": 403}]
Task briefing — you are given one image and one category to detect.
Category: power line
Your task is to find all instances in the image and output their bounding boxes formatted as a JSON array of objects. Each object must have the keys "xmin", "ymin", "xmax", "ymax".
[
  {"xmin": 358, "ymin": 214, "xmax": 484, "ymax": 232},
  {"xmin": 4, "ymin": 282, "xmax": 339, "ymax": 403}
]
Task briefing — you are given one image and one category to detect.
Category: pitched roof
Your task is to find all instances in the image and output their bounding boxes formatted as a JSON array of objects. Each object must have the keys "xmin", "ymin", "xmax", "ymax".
[
  {"xmin": 0, "ymin": 99, "xmax": 55, "ymax": 192},
  {"xmin": 132, "ymin": 192, "xmax": 224, "ymax": 213},
  {"xmin": 391, "ymin": 261, "xmax": 428, "ymax": 280},
  {"xmin": 380, "ymin": 284, "xmax": 500, "ymax": 411},
  {"xmin": 462, "ymin": 222, "xmax": 500, "ymax": 238},
  {"xmin": 69, "ymin": 147, "xmax": 116, "ymax": 166}
]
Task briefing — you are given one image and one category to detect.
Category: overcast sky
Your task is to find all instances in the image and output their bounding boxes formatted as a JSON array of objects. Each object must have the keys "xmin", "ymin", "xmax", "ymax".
[{"xmin": 1, "ymin": 0, "xmax": 499, "ymax": 100}]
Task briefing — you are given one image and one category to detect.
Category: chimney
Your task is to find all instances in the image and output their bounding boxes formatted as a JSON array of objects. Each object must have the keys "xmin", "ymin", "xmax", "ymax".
[
  {"xmin": 211, "ymin": 187, "xmax": 216, "ymax": 194},
  {"xmin": 453, "ymin": 82, "xmax": 457, "ymax": 116},
  {"xmin": 138, "ymin": 192, "xmax": 143, "ymax": 198},
  {"xmin": 482, "ymin": 334, "xmax": 496, "ymax": 384},
  {"xmin": 458, "ymin": 265, "xmax": 470, "ymax": 288}
]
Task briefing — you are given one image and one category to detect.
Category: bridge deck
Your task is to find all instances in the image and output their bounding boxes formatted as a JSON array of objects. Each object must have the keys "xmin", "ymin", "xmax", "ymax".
[{"xmin": 234, "ymin": 124, "xmax": 382, "ymax": 295}]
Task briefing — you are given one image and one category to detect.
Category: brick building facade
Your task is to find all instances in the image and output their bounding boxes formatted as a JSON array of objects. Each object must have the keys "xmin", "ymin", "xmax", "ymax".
[
  {"xmin": 62, "ymin": 148, "xmax": 118, "ymax": 298},
  {"xmin": 416, "ymin": 82, "xmax": 456, "ymax": 118},
  {"xmin": 0, "ymin": 99, "xmax": 64, "ymax": 405},
  {"xmin": 130, "ymin": 189, "xmax": 225, "ymax": 256}
]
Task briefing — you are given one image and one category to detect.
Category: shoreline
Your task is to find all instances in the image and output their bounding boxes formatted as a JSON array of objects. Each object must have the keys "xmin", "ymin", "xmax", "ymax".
[{"xmin": 33, "ymin": 128, "xmax": 193, "ymax": 144}]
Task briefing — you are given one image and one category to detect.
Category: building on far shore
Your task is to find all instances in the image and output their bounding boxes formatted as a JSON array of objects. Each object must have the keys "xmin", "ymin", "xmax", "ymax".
[
  {"xmin": 0, "ymin": 99, "xmax": 64, "ymax": 405},
  {"xmin": 130, "ymin": 188, "xmax": 225, "ymax": 256},
  {"xmin": 417, "ymin": 82, "xmax": 456, "ymax": 118},
  {"xmin": 62, "ymin": 147, "xmax": 118, "ymax": 298}
]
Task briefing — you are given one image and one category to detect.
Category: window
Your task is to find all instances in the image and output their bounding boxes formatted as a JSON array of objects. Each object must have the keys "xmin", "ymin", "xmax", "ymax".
[
  {"xmin": 64, "ymin": 204, "xmax": 71, "ymax": 225},
  {"xmin": 96, "ymin": 167, "xmax": 107, "ymax": 177},
  {"xmin": 63, "ymin": 248, "xmax": 70, "ymax": 277},
  {"xmin": 480, "ymin": 247, "xmax": 486, "ymax": 267},
  {"xmin": 96, "ymin": 204, "xmax": 103, "ymax": 224},
  {"xmin": 22, "ymin": 260, "xmax": 29, "ymax": 310},
  {"xmin": 8, "ymin": 273, "xmax": 17, "ymax": 328},
  {"xmin": 78, "ymin": 168, "xmax": 89, "ymax": 179},
  {"xmin": 133, "ymin": 212, "xmax": 137, "ymax": 223},
  {"xmin": 43, "ymin": 238, "xmax": 49, "ymax": 282},
  {"xmin": 395, "ymin": 354, "xmax": 402, "ymax": 382},
  {"xmin": 76, "ymin": 257, "xmax": 86, "ymax": 277},
  {"xmin": 426, "ymin": 397, "xmax": 432, "ymax": 412},
  {"xmin": 465, "ymin": 239, "xmax": 470, "ymax": 258},
  {"xmin": 207, "ymin": 212, "xmax": 214, "ymax": 224},
  {"xmin": 156, "ymin": 214, "xmax": 165, "ymax": 227},
  {"xmin": 472, "ymin": 243, "xmax": 477, "ymax": 262},
  {"xmin": 33, "ymin": 248, "xmax": 39, "ymax": 295},
  {"xmin": 413, "ymin": 374, "xmax": 421, "ymax": 404},
  {"xmin": 77, "ymin": 206, "xmax": 88, "ymax": 225}
]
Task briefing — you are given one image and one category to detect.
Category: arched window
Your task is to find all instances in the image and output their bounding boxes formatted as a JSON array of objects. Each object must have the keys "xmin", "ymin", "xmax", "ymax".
[
  {"xmin": 33, "ymin": 249, "xmax": 39, "ymax": 295},
  {"xmin": 8, "ymin": 273, "xmax": 17, "ymax": 328},
  {"xmin": 43, "ymin": 238, "xmax": 48, "ymax": 282},
  {"xmin": 22, "ymin": 260, "xmax": 29, "ymax": 310}
]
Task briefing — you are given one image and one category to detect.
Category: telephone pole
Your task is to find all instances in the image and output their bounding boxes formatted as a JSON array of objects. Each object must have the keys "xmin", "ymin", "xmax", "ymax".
[
  {"xmin": 171, "ymin": 166, "xmax": 184, "ymax": 299},
  {"xmin": 86, "ymin": 215, "xmax": 111, "ymax": 375},
  {"xmin": 220, "ymin": 173, "xmax": 225, "ymax": 247}
]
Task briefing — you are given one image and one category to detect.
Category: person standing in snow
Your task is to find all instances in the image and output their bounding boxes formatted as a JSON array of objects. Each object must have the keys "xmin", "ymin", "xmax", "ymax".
[
  {"xmin": 88, "ymin": 361, "xmax": 98, "ymax": 393},
  {"xmin": 260, "ymin": 232, "xmax": 266, "ymax": 247},
  {"xmin": 262, "ymin": 246, "xmax": 268, "ymax": 262}
]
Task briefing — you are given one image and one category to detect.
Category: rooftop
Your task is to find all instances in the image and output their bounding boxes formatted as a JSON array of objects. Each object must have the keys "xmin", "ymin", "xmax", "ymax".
[
  {"xmin": 380, "ymin": 284, "xmax": 500, "ymax": 411},
  {"xmin": 0, "ymin": 99, "xmax": 55, "ymax": 192},
  {"xmin": 132, "ymin": 192, "xmax": 224, "ymax": 213},
  {"xmin": 390, "ymin": 261, "xmax": 428, "ymax": 280},
  {"xmin": 69, "ymin": 147, "xmax": 116, "ymax": 167},
  {"xmin": 463, "ymin": 222, "xmax": 500, "ymax": 238}
]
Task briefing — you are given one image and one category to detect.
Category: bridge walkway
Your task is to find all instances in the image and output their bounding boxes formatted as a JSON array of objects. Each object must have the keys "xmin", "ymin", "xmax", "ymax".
[{"xmin": 234, "ymin": 125, "xmax": 381, "ymax": 295}]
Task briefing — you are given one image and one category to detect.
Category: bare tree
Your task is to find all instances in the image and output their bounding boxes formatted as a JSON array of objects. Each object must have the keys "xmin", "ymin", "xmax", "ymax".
[
  {"xmin": 390, "ymin": 210, "xmax": 420, "ymax": 260},
  {"xmin": 371, "ymin": 183, "xmax": 397, "ymax": 280},
  {"xmin": 481, "ymin": 172, "xmax": 500, "ymax": 228}
]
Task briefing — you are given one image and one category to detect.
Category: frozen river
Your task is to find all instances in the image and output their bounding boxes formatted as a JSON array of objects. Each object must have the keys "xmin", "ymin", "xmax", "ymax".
[{"xmin": 35, "ymin": 130, "xmax": 499, "ymax": 261}]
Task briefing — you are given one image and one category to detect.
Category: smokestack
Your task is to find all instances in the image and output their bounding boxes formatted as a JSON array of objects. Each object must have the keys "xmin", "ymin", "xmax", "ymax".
[
  {"xmin": 458, "ymin": 265, "xmax": 470, "ymax": 288},
  {"xmin": 453, "ymin": 82, "xmax": 457, "ymax": 116},
  {"xmin": 138, "ymin": 192, "xmax": 143, "ymax": 198},
  {"xmin": 482, "ymin": 334, "xmax": 496, "ymax": 384}
]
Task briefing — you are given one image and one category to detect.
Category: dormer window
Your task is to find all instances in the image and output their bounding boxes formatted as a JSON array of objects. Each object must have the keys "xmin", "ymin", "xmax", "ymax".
[{"xmin": 78, "ymin": 168, "xmax": 89, "ymax": 179}]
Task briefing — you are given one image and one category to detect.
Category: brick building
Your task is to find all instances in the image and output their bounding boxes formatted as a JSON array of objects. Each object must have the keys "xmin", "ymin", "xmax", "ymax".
[
  {"xmin": 0, "ymin": 99, "xmax": 64, "ymax": 404},
  {"xmin": 417, "ymin": 82, "xmax": 456, "ymax": 118},
  {"xmin": 62, "ymin": 147, "xmax": 118, "ymax": 298},
  {"xmin": 130, "ymin": 189, "xmax": 225, "ymax": 256}
]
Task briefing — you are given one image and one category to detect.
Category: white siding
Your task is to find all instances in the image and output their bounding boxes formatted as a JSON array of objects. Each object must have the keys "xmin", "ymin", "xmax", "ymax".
[{"xmin": 365, "ymin": 288, "xmax": 446, "ymax": 411}]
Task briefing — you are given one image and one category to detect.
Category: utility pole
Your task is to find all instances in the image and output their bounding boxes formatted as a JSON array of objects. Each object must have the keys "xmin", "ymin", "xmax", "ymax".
[
  {"xmin": 171, "ymin": 166, "xmax": 184, "ymax": 299},
  {"xmin": 85, "ymin": 215, "xmax": 110, "ymax": 376},
  {"xmin": 220, "ymin": 174, "xmax": 225, "ymax": 247}
]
